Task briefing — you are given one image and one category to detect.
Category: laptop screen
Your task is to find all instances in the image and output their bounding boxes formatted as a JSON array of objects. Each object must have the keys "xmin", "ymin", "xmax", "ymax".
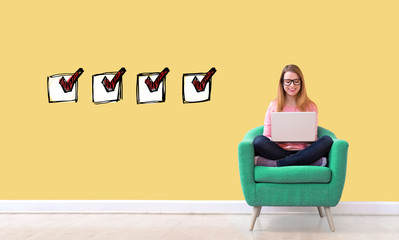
[{"xmin": 271, "ymin": 112, "xmax": 317, "ymax": 142}]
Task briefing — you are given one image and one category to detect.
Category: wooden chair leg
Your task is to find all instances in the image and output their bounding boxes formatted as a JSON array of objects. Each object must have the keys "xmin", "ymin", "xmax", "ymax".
[
  {"xmin": 317, "ymin": 206, "xmax": 325, "ymax": 218},
  {"xmin": 249, "ymin": 206, "xmax": 262, "ymax": 231},
  {"xmin": 324, "ymin": 206, "xmax": 335, "ymax": 232},
  {"xmin": 257, "ymin": 206, "xmax": 262, "ymax": 218}
]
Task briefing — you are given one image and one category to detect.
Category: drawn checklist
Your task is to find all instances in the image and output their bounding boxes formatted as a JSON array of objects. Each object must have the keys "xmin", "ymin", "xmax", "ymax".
[
  {"xmin": 92, "ymin": 67, "xmax": 126, "ymax": 104},
  {"xmin": 137, "ymin": 67, "xmax": 169, "ymax": 104},
  {"xmin": 182, "ymin": 67, "xmax": 216, "ymax": 103},
  {"xmin": 47, "ymin": 68, "xmax": 84, "ymax": 103},
  {"xmin": 48, "ymin": 66, "xmax": 218, "ymax": 104}
]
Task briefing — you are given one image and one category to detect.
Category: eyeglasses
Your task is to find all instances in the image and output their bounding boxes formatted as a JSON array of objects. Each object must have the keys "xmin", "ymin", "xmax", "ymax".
[{"xmin": 283, "ymin": 79, "xmax": 301, "ymax": 86}]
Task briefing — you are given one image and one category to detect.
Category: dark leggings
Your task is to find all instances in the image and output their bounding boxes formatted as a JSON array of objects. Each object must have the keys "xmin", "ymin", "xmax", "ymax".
[{"xmin": 253, "ymin": 135, "xmax": 333, "ymax": 166}]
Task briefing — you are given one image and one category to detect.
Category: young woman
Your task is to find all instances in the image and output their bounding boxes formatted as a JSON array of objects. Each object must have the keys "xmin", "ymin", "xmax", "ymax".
[{"xmin": 253, "ymin": 64, "xmax": 333, "ymax": 167}]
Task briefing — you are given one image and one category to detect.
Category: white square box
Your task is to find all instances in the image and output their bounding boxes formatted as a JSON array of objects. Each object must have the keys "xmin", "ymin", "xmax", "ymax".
[
  {"xmin": 47, "ymin": 68, "xmax": 84, "ymax": 103},
  {"xmin": 183, "ymin": 68, "xmax": 216, "ymax": 103},
  {"xmin": 136, "ymin": 68, "xmax": 169, "ymax": 104},
  {"xmin": 92, "ymin": 68, "xmax": 126, "ymax": 104}
]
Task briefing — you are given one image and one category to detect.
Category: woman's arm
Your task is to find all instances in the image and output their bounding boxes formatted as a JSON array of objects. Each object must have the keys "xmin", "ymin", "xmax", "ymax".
[
  {"xmin": 311, "ymin": 102, "xmax": 319, "ymax": 137},
  {"xmin": 263, "ymin": 101, "xmax": 276, "ymax": 138}
]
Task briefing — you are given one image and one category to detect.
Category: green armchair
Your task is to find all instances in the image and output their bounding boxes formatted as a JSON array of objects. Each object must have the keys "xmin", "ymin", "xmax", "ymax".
[{"xmin": 238, "ymin": 126, "xmax": 348, "ymax": 232}]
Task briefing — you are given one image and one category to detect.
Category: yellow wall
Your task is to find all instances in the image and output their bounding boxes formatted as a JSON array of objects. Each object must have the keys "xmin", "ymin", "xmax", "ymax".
[{"xmin": 1, "ymin": 1, "xmax": 398, "ymax": 200}]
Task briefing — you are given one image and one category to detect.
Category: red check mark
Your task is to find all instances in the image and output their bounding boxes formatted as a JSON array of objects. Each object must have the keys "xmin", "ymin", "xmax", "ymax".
[
  {"xmin": 102, "ymin": 67, "xmax": 126, "ymax": 92},
  {"xmin": 192, "ymin": 67, "xmax": 216, "ymax": 92},
  {"xmin": 59, "ymin": 68, "xmax": 84, "ymax": 93},
  {"xmin": 145, "ymin": 67, "xmax": 170, "ymax": 92}
]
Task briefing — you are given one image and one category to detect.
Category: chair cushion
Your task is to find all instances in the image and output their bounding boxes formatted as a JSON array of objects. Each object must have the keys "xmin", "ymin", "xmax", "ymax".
[{"xmin": 254, "ymin": 166, "xmax": 332, "ymax": 183}]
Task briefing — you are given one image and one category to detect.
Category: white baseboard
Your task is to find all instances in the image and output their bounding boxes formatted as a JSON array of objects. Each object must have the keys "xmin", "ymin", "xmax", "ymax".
[{"xmin": 0, "ymin": 201, "xmax": 398, "ymax": 215}]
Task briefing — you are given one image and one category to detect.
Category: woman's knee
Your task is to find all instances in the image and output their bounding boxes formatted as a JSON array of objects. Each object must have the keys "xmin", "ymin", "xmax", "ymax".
[
  {"xmin": 319, "ymin": 135, "xmax": 333, "ymax": 147},
  {"xmin": 253, "ymin": 135, "xmax": 270, "ymax": 147}
]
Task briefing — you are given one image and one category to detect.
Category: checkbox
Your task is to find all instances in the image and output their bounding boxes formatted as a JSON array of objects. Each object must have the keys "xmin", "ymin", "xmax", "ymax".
[
  {"xmin": 182, "ymin": 67, "xmax": 216, "ymax": 103},
  {"xmin": 137, "ymin": 67, "xmax": 169, "ymax": 104},
  {"xmin": 92, "ymin": 68, "xmax": 126, "ymax": 104},
  {"xmin": 47, "ymin": 68, "xmax": 84, "ymax": 103}
]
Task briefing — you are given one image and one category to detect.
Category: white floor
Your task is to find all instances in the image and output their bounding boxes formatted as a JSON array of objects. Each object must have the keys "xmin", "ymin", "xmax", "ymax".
[{"xmin": 0, "ymin": 213, "xmax": 398, "ymax": 240}]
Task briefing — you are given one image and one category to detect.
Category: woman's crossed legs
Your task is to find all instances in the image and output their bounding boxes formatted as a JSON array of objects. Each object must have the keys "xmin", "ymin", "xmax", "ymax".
[{"xmin": 253, "ymin": 135, "xmax": 333, "ymax": 167}]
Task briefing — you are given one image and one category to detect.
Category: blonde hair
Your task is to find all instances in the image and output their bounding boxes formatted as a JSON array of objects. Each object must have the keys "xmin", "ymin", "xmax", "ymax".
[{"xmin": 276, "ymin": 64, "xmax": 315, "ymax": 112}]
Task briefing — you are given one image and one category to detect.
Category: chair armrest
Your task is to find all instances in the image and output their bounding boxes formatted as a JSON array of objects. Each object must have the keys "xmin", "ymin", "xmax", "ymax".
[
  {"xmin": 327, "ymin": 139, "xmax": 349, "ymax": 206},
  {"xmin": 242, "ymin": 126, "xmax": 264, "ymax": 142},
  {"xmin": 238, "ymin": 140, "xmax": 256, "ymax": 205}
]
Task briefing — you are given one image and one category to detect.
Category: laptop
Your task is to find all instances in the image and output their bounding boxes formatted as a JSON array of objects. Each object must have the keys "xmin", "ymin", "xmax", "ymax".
[{"xmin": 271, "ymin": 112, "xmax": 317, "ymax": 142}]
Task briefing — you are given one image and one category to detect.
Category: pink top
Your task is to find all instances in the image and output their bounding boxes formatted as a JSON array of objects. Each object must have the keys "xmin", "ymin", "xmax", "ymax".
[{"xmin": 263, "ymin": 100, "xmax": 318, "ymax": 151}]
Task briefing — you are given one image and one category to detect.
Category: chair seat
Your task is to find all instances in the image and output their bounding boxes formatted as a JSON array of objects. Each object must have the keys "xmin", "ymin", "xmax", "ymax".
[{"xmin": 254, "ymin": 166, "xmax": 332, "ymax": 183}]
